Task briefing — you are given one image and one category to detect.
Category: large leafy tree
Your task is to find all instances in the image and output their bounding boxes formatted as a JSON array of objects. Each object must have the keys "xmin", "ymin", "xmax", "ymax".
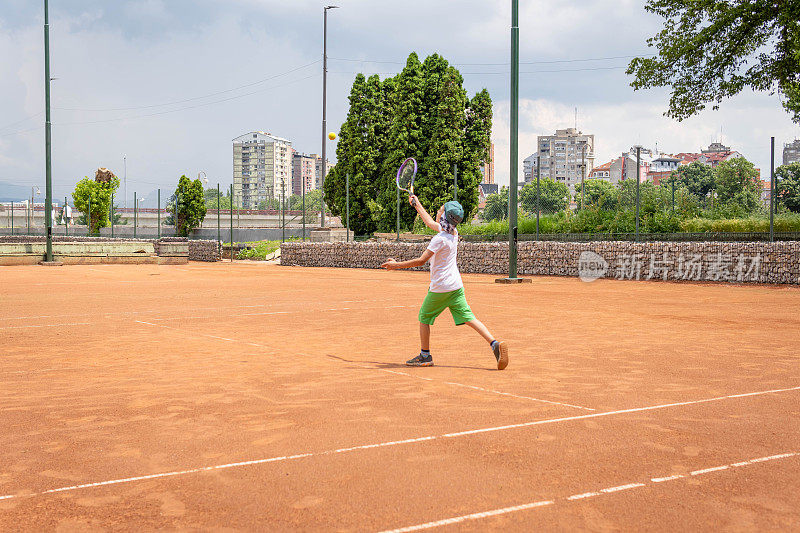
[
  {"xmin": 667, "ymin": 162, "xmax": 715, "ymax": 200},
  {"xmin": 324, "ymin": 52, "xmax": 492, "ymax": 234},
  {"xmin": 520, "ymin": 177, "xmax": 570, "ymax": 214},
  {"xmin": 627, "ymin": 1, "xmax": 800, "ymax": 122},
  {"xmin": 167, "ymin": 175, "xmax": 207, "ymax": 236},
  {"xmin": 775, "ymin": 162, "xmax": 800, "ymax": 212},
  {"xmin": 575, "ymin": 179, "xmax": 618, "ymax": 210},
  {"xmin": 72, "ymin": 172, "xmax": 120, "ymax": 235},
  {"xmin": 324, "ymin": 74, "xmax": 391, "ymax": 235},
  {"xmin": 713, "ymin": 157, "xmax": 762, "ymax": 213},
  {"xmin": 481, "ymin": 187, "xmax": 508, "ymax": 221}
]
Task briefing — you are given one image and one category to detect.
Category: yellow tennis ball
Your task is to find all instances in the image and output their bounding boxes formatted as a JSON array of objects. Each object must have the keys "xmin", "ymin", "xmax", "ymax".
[{"xmin": 328, "ymin": 132, "xmax": 336, "ymax": 141}]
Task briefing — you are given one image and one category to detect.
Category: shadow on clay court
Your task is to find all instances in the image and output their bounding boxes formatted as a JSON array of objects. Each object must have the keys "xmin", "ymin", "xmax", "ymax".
[{"xmin": 325, "ymin": 353, "xmax": 493, "ymax": 372}]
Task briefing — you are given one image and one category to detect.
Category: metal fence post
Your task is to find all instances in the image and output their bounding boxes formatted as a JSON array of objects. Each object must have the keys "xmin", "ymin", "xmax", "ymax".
[
  {"xmin": 453, "ymin": 163, "xmax": 458, "ymax": 202},
  {"xmin": 157, "ymin": 189, "xmax": 161, "ymax": 239},
  {"xmin": 770, "ymin": 136, "xmax": 775, "ymax": 242},
  {"xmin": 111, "ymin": 192, "xmax": 115, "ymax": 238},
  {"xmin": 346, "ymin": 173, "xmax": 350, "ymax": 242},
  {"xmin": 10, "ymin": 201, "xmax": 13, "ymax": 235},
  {"xmin": 671, "ymin": 178, "xmax": 675, "ymax": 214},
  {"xmin": 217, "ymin": 183, "xmax": 221, "ymax": 256},
  {"xmin": 133, "ymin": 191, "xmax": 137, "ymax": 239},
  {"xmin": 229, "ymin": 184, "xmax": 234, "ymax": 262},
  {"xmin": 635, "ymin": 146, "xmax": 641, "ymax": 242},
  {"xmin": 87, "ymin": 191, "xmax": 91, "ymax": 235},
  {"xmin": 536, "ymin": 155, "xmax": 540, "ymax": 240},
  {"xmin": 281, "ymin": 177, "xmax": 286, "ymax": 243},
  {"xmin": 64, "ymin": 197, "xmax": 67, "ymax": 236},
  {"xmin": 175, "ymin": 190, "xmax": 179, "ymax": 236},
  {"xmin": 396, "ymin": 187, "xmax": 400, "ymax": 242}
]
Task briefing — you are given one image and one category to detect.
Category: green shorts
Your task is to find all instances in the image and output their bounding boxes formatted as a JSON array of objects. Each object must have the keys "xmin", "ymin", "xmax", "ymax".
[{"xmin": 418, "ymin": 288, "xmax": 475, "ymax": 326}]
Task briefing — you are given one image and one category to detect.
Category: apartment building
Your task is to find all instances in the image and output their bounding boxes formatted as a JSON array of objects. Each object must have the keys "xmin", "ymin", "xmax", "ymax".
[
  {"xmin": 536, "ymin": 128, "xmax": 595, "ymax": 191},
  {"xmin": 309, "ymin": 154, "xmax": 333, "ymax": 189},
  {"xmin": 523, "ymin": 153, "xmax": 538, "ymax": 183},
  {"xmin": 233, "ymin": 131, "xmax": 292, "ymax": 209},
  {"xmin": 291, "ymin": 150, "xmax": 317, "ymax": 196},
  {"xmin": 783, "ymin": 139, "xmax": 800, "ymax": 165}
]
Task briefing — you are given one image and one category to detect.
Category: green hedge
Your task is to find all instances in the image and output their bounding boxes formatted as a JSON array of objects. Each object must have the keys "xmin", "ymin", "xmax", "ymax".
[{"xmin": 447, "ymin": 212, "xmax": 800, "ymax": 236}]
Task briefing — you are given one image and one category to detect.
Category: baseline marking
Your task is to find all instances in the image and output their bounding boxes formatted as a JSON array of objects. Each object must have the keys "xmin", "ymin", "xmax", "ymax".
[
  {"xmin": 0, "ymin": 322, "xmax": 90, "ymax": 331},
  {"xmin": 380, "ymin": 452, "xmax": 799, "ymax": 532},
  {"xmin": 0, "ymin": 387, "xmax": 798, "ymax": 502}
]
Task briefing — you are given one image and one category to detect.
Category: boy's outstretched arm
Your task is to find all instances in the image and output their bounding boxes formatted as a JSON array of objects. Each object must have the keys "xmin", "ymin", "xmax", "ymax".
[
  {"xmin": 382, "ymin": 250, "xmax": 434, "ymax": 270},
  {"xmin": 410, "ymin": 195, "xmax": 441, "ymax": 232}
]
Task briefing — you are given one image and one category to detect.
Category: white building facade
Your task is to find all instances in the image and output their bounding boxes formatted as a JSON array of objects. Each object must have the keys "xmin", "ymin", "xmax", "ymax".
[{"xmin": 233, "ymin": 131, "xmax": 292, "ymax": 209}]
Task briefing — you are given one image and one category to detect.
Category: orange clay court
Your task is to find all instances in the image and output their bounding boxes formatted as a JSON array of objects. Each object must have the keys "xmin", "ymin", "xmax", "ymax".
[{"xmin": 1, "ymin": 262, "xmax": 799, "ymax": 531}]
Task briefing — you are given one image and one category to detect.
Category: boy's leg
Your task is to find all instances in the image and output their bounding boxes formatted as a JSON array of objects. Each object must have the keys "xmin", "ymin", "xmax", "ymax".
[
  {"xmin": 464, "ymin": 319, "xmax": 494, "ymax": 343},
  {"xmin": 465, "ymin": 318, "xmax": 509, "ymax": 371},
  {"xmin": 419, "ymin": 322, "xmax": 431, "ymax": 351},
  {"xmin": 449, "ymin": 290, "xmax": 508, "ymax": 370}
]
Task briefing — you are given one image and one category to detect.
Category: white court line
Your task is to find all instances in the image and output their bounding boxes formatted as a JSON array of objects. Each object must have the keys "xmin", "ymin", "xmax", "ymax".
[
  {"xmin": 135, "ymin": 321, "xmax": 266, "ymax": 348},
  {"xmin": 0, "ymin": 322, "xmax": 90, "ymax": 331},
  {"xmin": 363, "ymin": 367, "xmax": 593, "ymax": 410},
  {"xmin": 0, "ymin": 386, "xmax": 797, "ymax": 502},
  {"xmin": 380, "ymin": 452, "xmax": 799, "ymax": 532}
]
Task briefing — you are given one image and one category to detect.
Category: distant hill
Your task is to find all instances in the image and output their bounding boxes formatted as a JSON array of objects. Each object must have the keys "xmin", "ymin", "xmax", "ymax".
[{"xmin": 0, "ymin": 181, "xmax": 33, "ymax": 203}]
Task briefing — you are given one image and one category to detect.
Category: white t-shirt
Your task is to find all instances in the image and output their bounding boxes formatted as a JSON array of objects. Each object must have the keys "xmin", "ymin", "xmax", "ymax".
[{"xmin": 427, "ymin": 230, "xmax": 463, "ymax": 293}]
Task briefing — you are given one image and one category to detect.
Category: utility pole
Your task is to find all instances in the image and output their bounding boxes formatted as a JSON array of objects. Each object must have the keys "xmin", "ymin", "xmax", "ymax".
[
  {"xmin": 320, "ymin": 5, "xmax": 339, "ymax": 229},
  {"xmin": 497, "ymin": 0, "xmax": 529, "ymax": 283},
  {"xmin": 43, "ymin": 0, "xmax": 54, "ymax": 262},
  {"xmin": 635, "ymin": 146, "xmax": 641, "ymax": 242},
  {"xmin": 770, "ymin": 136, "xmax": 775, "ymax": 242}
]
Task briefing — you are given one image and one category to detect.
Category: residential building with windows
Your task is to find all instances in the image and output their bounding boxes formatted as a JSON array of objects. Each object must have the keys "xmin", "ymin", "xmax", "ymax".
[
  {"xmin": 233, "ymin": 131, "xmax": 292, "ymax": 209},
  {"xmin": 783, "ymin": 139, "xmax": 800, "ymax": 165},
  {"xmin": 291, "ymin": 150, "xmax": 317, "ymax": 196},
  {"xmin": 523, "ymin": 153, "xmax": 538, "ymax": 183},
  {"xmin": 308, "ymin": 154, "xmax": 333, "ymax": 189},
  {"xmin": 535, "ymin": 128, "xmax": 595, "ymax": 191}
]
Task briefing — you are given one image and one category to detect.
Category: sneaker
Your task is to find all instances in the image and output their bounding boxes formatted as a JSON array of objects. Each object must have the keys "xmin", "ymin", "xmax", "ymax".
[
  {"xmin": 406, "ymin": 353, "xmax": 434, "ymax": 367},
  {"xmin": 493, "ymin": 341, "xmax": 509, "ymax": 370}
]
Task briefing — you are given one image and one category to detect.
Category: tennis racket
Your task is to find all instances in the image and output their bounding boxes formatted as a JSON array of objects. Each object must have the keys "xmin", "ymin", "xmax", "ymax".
[{"xmin": 396, "ymin": 157, "xmax": 418, "ymax": 205}]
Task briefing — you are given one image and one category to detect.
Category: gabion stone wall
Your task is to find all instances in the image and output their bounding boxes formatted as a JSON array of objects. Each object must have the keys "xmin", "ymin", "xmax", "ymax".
[
  {"xmin": 189, "ymin": 240, "xmax": 221, "ymax": 262},
  {"xmin": 281, "ymin": 241, "xmax": 800, "ymax": 285}
]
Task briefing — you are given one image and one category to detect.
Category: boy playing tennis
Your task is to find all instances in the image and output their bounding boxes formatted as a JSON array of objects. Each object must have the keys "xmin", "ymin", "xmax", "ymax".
[{"xmin": 381, "ymin": 196, "xmax": 509, "ymax": 370}]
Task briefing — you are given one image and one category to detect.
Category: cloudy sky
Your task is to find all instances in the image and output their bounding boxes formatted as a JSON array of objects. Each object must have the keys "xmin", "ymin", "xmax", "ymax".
[{"xmin": 2, "ymin": 0, "xmax": 799, "ymax": 204}]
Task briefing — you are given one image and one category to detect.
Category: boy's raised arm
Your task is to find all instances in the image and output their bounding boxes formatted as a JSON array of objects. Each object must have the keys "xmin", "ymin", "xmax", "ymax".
[{"xmin": 410, "ymin": 195, "xmax": 441, "ymax": 232}]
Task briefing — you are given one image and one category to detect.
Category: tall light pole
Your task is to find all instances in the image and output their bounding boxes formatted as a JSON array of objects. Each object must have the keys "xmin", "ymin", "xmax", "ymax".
[
  {"xmin": 497, "ymin": 0, "xmax": 529, "ymax": 283},
  {"xmin": 580, "ymin": 142, "xmax": 588, "ymax": 210},
  {"xmin": 43, "ymin": 0, "xmax": 54, "ymax": 261},
  {"xmin": 320, "ymin": 5, "xmax": 338, "ymax": 229}
]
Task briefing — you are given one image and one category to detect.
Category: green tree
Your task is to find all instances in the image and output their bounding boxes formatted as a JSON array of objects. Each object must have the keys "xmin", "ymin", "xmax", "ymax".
[
  {"xmin": 520, "ymin": 177, "xmax": 570, "ymax": 214},
  {"xmin": 628, "ymin": 1, "xmax": 800, "ymax": 122},
  {"xmin": 166, "ymin": 176, "xmax": 207, "ymax": 236},
  {"xmin": 481, "ymin": 187, "xmax": 508, "ymax": 221},
  {"xmin": 575, "ymin": 179, "xmax": 617, "ymax": 210},
  {"xmin": 324, "ymin": 52, "xmax": 493, "ymax": 235},
  {"xmin": 775, "ymin": 162, "xmax": 800, "ymax": 212},
  {"xmin": 72, "ymin": 173, "xmax": 120, "ymax": 235},
  {"xmin": 205, "ymin": 187, "xmax": 232, "ymax": 210},
  {"xmin": 712, "ymin": 157, "xmax": 762, "ymax": 213},
  {"xmin": 324, "ymin": 73, "xmax": 391, "ymax": 235},
  {"xmin": 668, "ymin": 162, "xmax": 715, "ymax": 200}
]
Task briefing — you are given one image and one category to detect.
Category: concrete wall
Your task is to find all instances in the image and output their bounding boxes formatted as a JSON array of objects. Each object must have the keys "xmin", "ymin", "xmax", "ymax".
[
  {"xmin": 281, "ymin": 241, "xmax": 800, "ymax": 285},
  {"xmin": 0, "ymin": 236, "xmax": 193, "ymax": 266}
]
